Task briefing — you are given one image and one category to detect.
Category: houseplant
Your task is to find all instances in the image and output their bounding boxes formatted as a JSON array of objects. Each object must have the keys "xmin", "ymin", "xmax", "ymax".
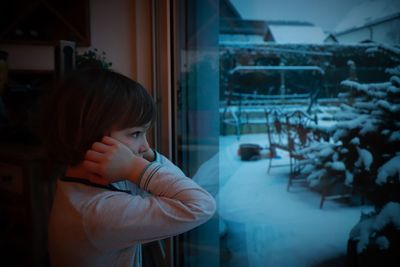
[{"xmin": 76, "ymin": 48, "xmax": 112, "ymax": 70}]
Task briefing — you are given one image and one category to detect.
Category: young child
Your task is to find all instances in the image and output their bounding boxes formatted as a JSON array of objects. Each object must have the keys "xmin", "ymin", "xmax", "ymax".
[{"xmin": 43, "ymin": 68, "xmax": 216, "ymax": 267}]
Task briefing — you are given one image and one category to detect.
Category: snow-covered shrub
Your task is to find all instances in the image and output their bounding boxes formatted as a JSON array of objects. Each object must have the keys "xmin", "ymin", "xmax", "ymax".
[
  {"xmin": 306, "ymin": 65, "xmax": 400, "ymax": 260},
  {"xmin": 342, "ymin": 73, "xmax": 400, "ymax": 261},
  {"xmin": 347, "ymin": 202, "xmax": 400, "ymax": 266},
  {"xmin": 349, "ymin": 202, "xmax": 400, "ymax": 254},
  {"xmin": 298, "ymin": 48, "xmax": 400, "ymax": 261},
  {"xmin": 297, "ymin": 142, "xmax": 350, "ymax": 189},
  {"xmin": 300, "ymin": 61, "xmax": 400, "ymax": 195},
  {"xmin": 219, "ymin": 44, "xmax": 396, "ymax": 98}
]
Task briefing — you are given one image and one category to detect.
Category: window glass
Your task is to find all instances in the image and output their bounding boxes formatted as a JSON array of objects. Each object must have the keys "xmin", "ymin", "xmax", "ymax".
[{"xmin": 174, "ymin": 1, "xmax": 400, "ymax": 266}]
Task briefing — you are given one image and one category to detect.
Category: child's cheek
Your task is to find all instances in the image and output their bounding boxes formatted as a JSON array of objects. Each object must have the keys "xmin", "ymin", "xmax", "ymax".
[
  {"xmin": 112, "ymin": 135, "xmax": 130, "ymax": 148},
  {"xmin": 121, "ymin": 138, "xmax": 132, "ymax": 148}
]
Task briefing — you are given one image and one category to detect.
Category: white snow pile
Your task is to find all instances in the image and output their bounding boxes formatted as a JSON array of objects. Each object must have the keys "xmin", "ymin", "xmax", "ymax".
[
  {"xmin": 341, "ymin": 80, "xmax": 391, "ymax": 98},
  {"xmin": 389, "ymin": 131, "xmax": 400, "ymax": 142},
  {"xmin": 333, "ymin": 108, "xmax": 358, "ymax": 120},
  {"xmin": 290, "ymin": 47, "xmax": 400, "ymax": 200},
  {"xmin": 391, "ymin": 76, "xmax": 400, "ymax": 87},
  {"xmin": 350, "ymin": 137, "xmax": 360, "ymax": 145},
  {"xmin": 317, "ymin": 145, "xmax": 335, "ymax": 158},
  {"xmin": 368, "ymin": 44, "xmax": 400, "ymax": 75},
  {"xmin": 386, "ymin": 66, "xmax": 400, "ymax": 76},
  {"xmin": 328, "ymin": 161, "xmax": 346, "ymax": 171},
  {"xmin": 338, "ymin": 77, "xmax": 400, "ymax": 141},
  {"xmin": 353, "ymin": 101, "xmax": 375, "ymax": 110},
  {"xmin": 365, "ymin": 46, "xmax": 379, "ymax": 54},
  {"xmin": 380, "ymin": 44, "xmax": 400, "ymax": 59},
  {"xmin": 359, "ymin": 118, "xmax": 379, "ymax": 135},
  {"xmin": 296, "ymin": 142, "xmax": 352, "ymax": 188},
  {"xmin": 345, "ymin": 170, "xmax": 354, "ymax": 185},
  {"xmin": 350, "ymin": 202, "xmax": 400, "ymax": 253},
  {"xmin": 340, "ymin": 80, "xmax": 369, "ymax": 93},
  {"xmin": 307, "ymin": 169, "xmax": 327, "ymax": 187},
  {"xmin": 376, "ymin": 156, "xmax": 400, "ymax": 185},
  {"xmin": 376, "ymin": 100, "xmax": 400, "ymax": 114},
  {"xmin": 355, "ymin": 147, "xmax": 373, "ymax": 171},
  {"xmin": 333, "ymin": 115, "xmax": 372, "ymax": 140},
  {"xmin": 388, "ymin": 84, "xmax": 400, "ymax": 95}
]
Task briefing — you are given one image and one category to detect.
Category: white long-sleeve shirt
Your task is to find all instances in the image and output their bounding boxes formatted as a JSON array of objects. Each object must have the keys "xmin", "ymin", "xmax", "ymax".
[{"xmin": 48, "ymin": 152, "xmax": 216, "ymax": 267}]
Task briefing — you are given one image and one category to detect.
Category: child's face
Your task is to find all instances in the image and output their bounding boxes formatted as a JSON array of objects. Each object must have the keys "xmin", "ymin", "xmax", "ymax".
[{"xmin": 109, "ymin": 123, "xmax": 151, "ymax": 157}]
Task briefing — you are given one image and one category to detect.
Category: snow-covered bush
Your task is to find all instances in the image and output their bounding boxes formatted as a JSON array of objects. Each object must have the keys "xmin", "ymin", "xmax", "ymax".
[
  {"xmin": 300, "ymin": 59, "xmax": 400, "ymax": 195},
  {"xmin": 219, "ymin": 43, "xmax": 396, "ymax": 97},
  {"xmin": 297, "ymin": 142, "xmax": 350, "ymax": 189},
  {"xmin": 349, "ymin": 202, "xmax": 400, "ymax": 254},
  {"xmin": 300, "ymin": 44, "xmax": 400, "ymax": 258},
  {"xmin": 271, "ymin": 45, "xmax": 399, "ymax": 266},
  {"xmin": 347, "ymin": 201, "xmax": 400, "ymax": 266}
]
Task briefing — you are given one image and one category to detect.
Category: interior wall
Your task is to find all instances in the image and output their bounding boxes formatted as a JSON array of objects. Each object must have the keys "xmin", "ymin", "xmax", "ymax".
[{"xmin": 87, "ymin": 0, "xmax": 133, "ymax": 77}]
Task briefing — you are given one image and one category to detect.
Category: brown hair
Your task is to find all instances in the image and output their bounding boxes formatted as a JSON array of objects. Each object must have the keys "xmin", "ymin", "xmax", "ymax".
[{"xmin": 42, "ymin": 68, "xmax": 155, "ymax": 166}]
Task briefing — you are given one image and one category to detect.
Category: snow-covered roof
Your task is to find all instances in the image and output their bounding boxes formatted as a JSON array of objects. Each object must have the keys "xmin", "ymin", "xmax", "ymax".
[
  {"xmin": 220, "ymin": 0, "xmax": 242, "ymax": 19},
  {"xmin": 267, "ymin": 24, "xmax": 326, "ymax": 44},
  {"xmin": 324, "ymin": 33, "xmax": 339, "ymax": 43},
  {"xmin": 334, "ymin": 0, "xmax": 400, "ymax": 35}
]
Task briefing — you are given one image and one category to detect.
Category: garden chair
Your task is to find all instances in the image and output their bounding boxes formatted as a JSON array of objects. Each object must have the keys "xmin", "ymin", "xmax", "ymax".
[
  {"xmin": 265, "ymin": 109, "xmax": 319, "ymax": 188},
  {"xmin": 266, "ymin": 108, "xmax": 290, "ymax": 171},
  {"xmin": 284, "ymin": 111, "xmax": 320, "ymax": 191}
]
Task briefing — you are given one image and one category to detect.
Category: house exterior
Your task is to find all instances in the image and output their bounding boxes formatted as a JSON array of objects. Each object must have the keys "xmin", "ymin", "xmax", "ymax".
[
  {"xmin": 332, "ymin": 0, "xmax": 400, "ymax": 44},
  {"xmin": 324, "ymin": 33, "xmax": 339, "ymax": 44},
  {"xmin": 265, "ymin": 20, "xmax": 325, "ymax": 44},
  {"xmin": 219, "ymin": 0, "xmax": 325, "ymax": 45}
]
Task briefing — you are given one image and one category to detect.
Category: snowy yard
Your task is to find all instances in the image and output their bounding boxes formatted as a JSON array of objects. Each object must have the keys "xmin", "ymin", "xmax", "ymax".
[
  {"xmin": 193, "ymin": 43, "xmax": 400, "ymax": 267},
  {"xmin": 217, "ymin": 134, "xmax": 372, "ymax": 267}
]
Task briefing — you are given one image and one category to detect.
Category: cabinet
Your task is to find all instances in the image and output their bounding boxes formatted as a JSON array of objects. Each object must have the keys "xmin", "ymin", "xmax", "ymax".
[
  {"xmin": 0, "ymin": 145, "xmax": 54, "ymax": 267},
  {"xmin": 0, "ymin": 70, "xmax": 56, "ymax": 266},
  {"xmin": 0, "ymin": 0, "xmax": 90, "ymax": 45}
]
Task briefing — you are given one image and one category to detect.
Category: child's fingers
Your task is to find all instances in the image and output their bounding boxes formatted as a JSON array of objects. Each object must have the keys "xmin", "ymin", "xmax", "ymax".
[
  {"xmin": 102, "ymin": 136, "xmax": 127, "ymax": 149},
  {"xmin": 82, "ymin": 160, "xmax": 101, "ymax": 174},
  {"xmin": 92, "ymin": 142, "xmax": 109, "ymax": 152},
  {"xmin": 85, "ymin": 150, "xmax": 103, "ymax": 162},
  {"xmin": 102, "ymin": 136, "xmax": 120, "ymax": 146}
]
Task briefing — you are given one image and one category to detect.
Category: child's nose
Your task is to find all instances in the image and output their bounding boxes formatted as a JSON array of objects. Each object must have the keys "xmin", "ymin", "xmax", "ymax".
[{"xmin": 139, "ymin": 140, "xmax": 150, "ymax": 153}]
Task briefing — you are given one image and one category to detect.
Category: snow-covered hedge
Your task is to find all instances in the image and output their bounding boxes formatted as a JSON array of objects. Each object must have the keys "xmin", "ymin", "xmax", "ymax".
[{"xmin": 219, "ymin": 43, "xmax": 396, "ymax": 97}]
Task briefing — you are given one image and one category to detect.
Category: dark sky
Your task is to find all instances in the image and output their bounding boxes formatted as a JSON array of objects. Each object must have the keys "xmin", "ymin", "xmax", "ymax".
[{"xmin": 230, "ymin": 0, "xmax": 369, "ymax": 32}]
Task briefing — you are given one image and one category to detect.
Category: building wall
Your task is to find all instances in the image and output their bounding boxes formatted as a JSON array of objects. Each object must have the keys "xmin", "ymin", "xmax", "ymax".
[
  {"xmin": 335, "ymin": 28, "xmax": 371, "ymax": 44},
  {"xmin": 335, "ymin": 17, "xmax": 400, "ymax": 44},
  {"xmin": 373, "ymin": 18, "xmax": 400, "ymax": 44}
]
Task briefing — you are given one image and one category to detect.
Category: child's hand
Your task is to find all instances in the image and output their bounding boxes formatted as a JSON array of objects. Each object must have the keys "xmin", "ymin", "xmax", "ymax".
[
  {"xmin": 83, "ymin": 136, "xmax": 148, "ymax": 184},
  {"xmin": 142, "ymin": 149, "xmax": 156, "ymax": 162}
]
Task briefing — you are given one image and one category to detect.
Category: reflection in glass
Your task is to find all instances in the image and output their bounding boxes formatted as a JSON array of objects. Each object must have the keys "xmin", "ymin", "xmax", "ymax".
[{"xmin": 174, "ymin": 0, "xmax": 400, "ymax": 266}]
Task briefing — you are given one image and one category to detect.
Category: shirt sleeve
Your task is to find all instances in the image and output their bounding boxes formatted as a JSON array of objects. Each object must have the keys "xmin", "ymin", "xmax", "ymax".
[{"xmin": 82, "ymin": 154, "xmax": 216, "ymax": 252}]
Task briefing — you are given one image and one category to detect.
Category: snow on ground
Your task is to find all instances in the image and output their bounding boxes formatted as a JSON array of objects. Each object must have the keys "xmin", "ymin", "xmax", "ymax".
[{"xmin": 217, "ymin": 133, "xmax": 371, "ymax": 267}]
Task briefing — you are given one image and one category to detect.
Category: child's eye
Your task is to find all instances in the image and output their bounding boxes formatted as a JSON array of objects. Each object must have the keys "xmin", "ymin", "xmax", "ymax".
[{"xmin": 130, "ymin": 132, "xmax": 141, "ymax": 138}]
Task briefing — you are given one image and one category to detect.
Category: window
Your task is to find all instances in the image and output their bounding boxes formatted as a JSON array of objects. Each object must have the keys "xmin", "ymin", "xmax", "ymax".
[{"xmin": 169, "ymin": 1, "xmax": 400, "ymax": 266}]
